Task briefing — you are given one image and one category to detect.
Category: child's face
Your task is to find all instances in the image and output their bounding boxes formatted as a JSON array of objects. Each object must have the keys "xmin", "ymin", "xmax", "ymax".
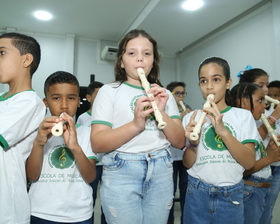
[
  {"xmin": 253, "ymin": 75, "xmax": 268, "ymax": 95},
  {"xmin": 86, "ymin": 88, "xmax": 100, "ymax": 106},
  {"xmin": 0, "ymin": 38, "xmax": 25, "ymax": 84},
  {"xmin": 242, "ymin": 89, "xmax": 266, "ymax": 120},
  {"xmin": 121, "ymin": 36, "xmax": 154, "ymax": 85},
  {"xmin": 172, "ymin": 86, "xmax": 186, "ymax": 106},
  {"xmin": 199, "ymin": 63, "xmax": 231, "ymax": 108},
  {"xmin": 43, "ymin": 83, "xmax": 80, "ymax": 117},
  {"xmin": 268, "ymin": 87, "xmax": 280, "ymax": 103}
]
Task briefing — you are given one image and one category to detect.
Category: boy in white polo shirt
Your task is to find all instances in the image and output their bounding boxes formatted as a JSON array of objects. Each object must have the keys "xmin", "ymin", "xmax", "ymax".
[{"xmin": 27, "ymin": 71, "xmax": 98, "ymax": 224}]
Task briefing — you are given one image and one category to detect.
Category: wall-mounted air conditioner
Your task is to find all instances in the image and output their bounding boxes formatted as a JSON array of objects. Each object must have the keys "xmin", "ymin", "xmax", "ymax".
[{"xmin": 101, "ymin": 46, "xmax": 118, "ymax": 60}]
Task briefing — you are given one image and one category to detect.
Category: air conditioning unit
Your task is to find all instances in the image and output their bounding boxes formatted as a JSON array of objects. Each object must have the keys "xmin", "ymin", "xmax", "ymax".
[{"xmin": 101, "ymin": 46, "xmax": 118, "ymax": 60}]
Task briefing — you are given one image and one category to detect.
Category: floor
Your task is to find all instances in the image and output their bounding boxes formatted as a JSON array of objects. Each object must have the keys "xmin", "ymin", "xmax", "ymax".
[{"xmin": 93, "ymin": 186, "xmax": 280, "ymax": 224}]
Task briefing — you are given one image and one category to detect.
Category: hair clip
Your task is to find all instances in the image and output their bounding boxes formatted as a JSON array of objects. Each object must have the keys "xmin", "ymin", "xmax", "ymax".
[{"xmin": 236, "ymin": 65, "xmax": 253, "ymax": 77}]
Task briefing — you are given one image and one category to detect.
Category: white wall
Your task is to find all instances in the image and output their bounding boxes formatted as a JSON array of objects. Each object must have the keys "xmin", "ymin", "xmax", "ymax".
[
  {"xmin": 1, "ymin": 1, "xmax": 279, "ymax": 108},
  {"xmin": 74, "ymin": 39, "xmax": 115, "ymax": 87},
  {"xmin": 179, "ymin": 2, "xmax": 279, "ymax": 110},
  {"xmin": 32, "ymin": 35, "xmax": 67, "ymax": 98},
  {"xmin": 0, "ymin": 32, "xmax": 177, "ymax": 98},
  {"xmin": 33, "ymin": 36, "xmax": 118, "ymax": 99}
]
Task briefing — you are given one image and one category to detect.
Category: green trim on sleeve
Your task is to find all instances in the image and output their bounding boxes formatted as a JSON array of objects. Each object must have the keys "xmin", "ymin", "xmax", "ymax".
[
  {"xmin": 91, "ymin": 120, "xmax": 112, "ymax": 127},
  {"xmin": 0, "ymin": 134, "xmax": 9, "ymax": 149},
  {"xmin": 88, "ymin": 156, "xmax": 99, "ymax": 164},
  {"xmin": 75, "ymin": 124, "xmax": 81, "ymax": 128},
  {"xmin": 170, "ymin": 115, "xmax": 181, "ymax": 120},
  {"xmin": 242, "ymin": 139, "xmax": 259, "ymax": 151}
]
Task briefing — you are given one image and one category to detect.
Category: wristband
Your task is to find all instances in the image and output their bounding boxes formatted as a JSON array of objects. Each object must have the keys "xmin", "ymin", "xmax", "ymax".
[
  {"xmin": 185, "ymin": 142, "xmax": 199, "ymax": 150},
  {"xmin": 268, "ymin": 115, "xmax": 277, "ymax": 122}
]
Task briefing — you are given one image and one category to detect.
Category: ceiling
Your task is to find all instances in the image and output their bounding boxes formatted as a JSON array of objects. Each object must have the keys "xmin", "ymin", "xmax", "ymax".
[{"xmin": 1, "ymin": 0, "xmax": 268, "ymax": 57}]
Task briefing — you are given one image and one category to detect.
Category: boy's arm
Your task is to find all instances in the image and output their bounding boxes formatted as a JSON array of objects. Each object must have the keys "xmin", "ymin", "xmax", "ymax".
[
  {"xmin": 26, "ymin": 116, "xmax": 58, "ymax": 181},
  {"xmin": 70, "ymin": 147, "xmax": 96, "ymax": 183},
  {"xmin": 161, "ymin": 115, "xmax": 185, "ymax": 149},
  {"xmin": 62, "ymin": 113, "xmax": 96, "ymax": 183}
]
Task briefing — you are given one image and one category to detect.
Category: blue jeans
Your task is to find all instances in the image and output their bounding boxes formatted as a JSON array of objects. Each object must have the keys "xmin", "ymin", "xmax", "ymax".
[
  {"xmin": 100, "ymin": 149, "xmax": 173, "ymax": 224},
  {"xmin": 184, "ymin": 175, "xmax": 244, "ymax": 224},
  {"xmin": 168, "ymin": 160, "xmax": 188, "ymax": 223},
  {"xmin": 243, "ymin": 175, "xmax": 271, "ymax": 224},
  {"xmin": 31, "ymin": 216, "xmax": 93, "ymax": 224},
  {"xmin": 89, "ymin": 165, "xmax": 107, "ymax": 224},
  {"xmin": 260, "ymin": 165, "xmax": 280, "ymax": 224}
]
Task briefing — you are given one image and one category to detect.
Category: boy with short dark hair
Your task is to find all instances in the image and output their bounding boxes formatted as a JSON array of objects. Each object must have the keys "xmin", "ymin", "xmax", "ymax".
[
  {"xmin": 267, "ymin": 80, "xmax": 280, "ymax": 110},
  {"xmin": 0, "ymin": 32, "xmax": 46, "ymax": 224},
  {"xmin": 27, "ymin": 71, "xmax": 98, "ymax": 224}
]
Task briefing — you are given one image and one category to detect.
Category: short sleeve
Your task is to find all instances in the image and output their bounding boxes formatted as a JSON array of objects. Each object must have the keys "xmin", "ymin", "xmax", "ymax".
[
  {"xmin": 165, "ymin": 90, "xmax": 181, "ymax": 119},
  {"xmin": 91, "ymin": 85, "xmax": 114, "ymax": 127},
  {"xmin": 0, "ymin": 91, "xmax": 45, "ymax": 149},
  {"xmin": 76, "ymin": 125, "xmax": 99, "ymax": 163}
]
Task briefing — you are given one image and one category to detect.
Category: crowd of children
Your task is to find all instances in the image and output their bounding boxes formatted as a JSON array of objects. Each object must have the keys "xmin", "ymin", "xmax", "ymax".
[{"xmin": 1, "ymin": 30, "xmax": 280, "ymax": 224}]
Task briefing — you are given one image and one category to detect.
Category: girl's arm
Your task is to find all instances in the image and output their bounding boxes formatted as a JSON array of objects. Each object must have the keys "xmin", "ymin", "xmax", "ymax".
[
  {"xmin": 26, "ymin": 116, "xmax": 59, "ymax": 181},
  {"xmin": 220, "ymin": 132, "xmax": 255, "ymax": 170},
  {"xmin": 150, "ymin": 84, "xmax": 185, "ymax": 149},
  {"xmin": 62, "ymin": 113, "xmax": 96, "ymax": 183},
  {"xmin": 91, "ymin": 96, "xmax": 155, "ymax": 153},
  {"xmin": 244, "ymin": 137, "xmax": 280, "ymax": 176},
  {"xmin": 161, "ymin": 115, "xmax": 185, "ymax": 149},
  {"xmin": 204, "ymin": 100, "xmax": 256, "ymax": 170}
]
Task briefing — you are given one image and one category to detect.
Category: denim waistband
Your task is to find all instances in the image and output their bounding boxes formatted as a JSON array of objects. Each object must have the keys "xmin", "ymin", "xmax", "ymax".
[
  {"xmin": 104, "ymin": 148, "xmax": 171, "ymax": 161},
  {"xmin": 188, "ymin": 175, "xmax": 243, "ymax": 193},
  {"xmin": 243, "ymin": 174, "xmax": 272, "ymax": 183}
]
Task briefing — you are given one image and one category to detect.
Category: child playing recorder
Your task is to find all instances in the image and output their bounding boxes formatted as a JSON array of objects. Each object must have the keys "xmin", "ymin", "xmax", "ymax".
[{"xmin": 27, "ymin": 71, "xmax": 98, "ymax": 224}]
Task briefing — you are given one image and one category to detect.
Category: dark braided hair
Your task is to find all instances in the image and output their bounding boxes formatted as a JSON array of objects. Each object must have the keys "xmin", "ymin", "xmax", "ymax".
[{"xmin": 230, "ymin": 82, "xmax": 261, "ymax": 113}]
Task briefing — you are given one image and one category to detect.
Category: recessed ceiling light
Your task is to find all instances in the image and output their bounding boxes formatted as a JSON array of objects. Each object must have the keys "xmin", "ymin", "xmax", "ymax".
[
  {"xmin": 34, "ymin": 11, "xmax": 52, "ymax": 21},
  {"xmin": 182, "ymin": 0, "xmax": 204, "ymax": 11}
]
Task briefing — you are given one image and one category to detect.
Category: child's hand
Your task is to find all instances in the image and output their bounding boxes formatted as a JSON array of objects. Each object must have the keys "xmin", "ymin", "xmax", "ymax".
[
  {"xmin": 35, "ymin": 116, "xmax": 60, "ymax": 146},
  {"xmin": 148, "ymin": 84, "xmax": 168, "ymax": 112},
  {"xmin": 132, "ymin": 96, "xmax": 154, "ymax": 131},
  {"xmin": 204, "ymin": 98, "xmax": 225, "ymax": 136},
  {"xmin": 185, "ymin": 110, "xmax": 201, "ymax": 145},
  {"xmin": 270, "ymin": 103, "xmax": 280, "ymax": 120},
  {"xmin": 267, "ymin": 136, "xmax": 280, "ymax": 162},
  {"xmin": 180, "ymin": 108, "xmax": 191, "ymax": 119},
  {"xmin": 61, "ymin": 112, "xmax": 80, "ymax": 152}
]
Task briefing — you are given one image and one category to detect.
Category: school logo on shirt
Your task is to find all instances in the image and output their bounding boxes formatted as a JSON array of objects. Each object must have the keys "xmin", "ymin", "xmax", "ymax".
[
  {"xmin": 48, "ymin": 145, "xmax": 75, "ymax": 169},
  {"xmin": 130, "ymin": 94, "xmax": 155, "ymax": 121},
  {"xmin": 258, "ymin": 141, "xmax": 266, "ymax": 158},
  {"xmin": 202, "ymin": 122, "xmax": 235, "ymax": 152}
]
